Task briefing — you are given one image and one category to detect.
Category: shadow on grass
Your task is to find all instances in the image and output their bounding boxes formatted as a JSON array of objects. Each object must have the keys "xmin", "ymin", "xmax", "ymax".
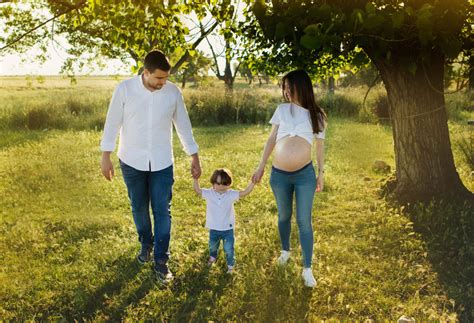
[
  {"xmin": 60, "ymin": 254, "xmax": 146, "ymax": 321},
  {"xmin": 406, "ymin": 198, "xmax": 474, "ymax": 322},
  {"xmin": 170, "ymin": 251, "xmax": 231, "ymax": 321},
  {"xmin": 261, "ymin": 264, "xmax": 313, "ymax": 321},
  {"xmin": 96, "ymin": 266, "xmax": 158, "ymax": 322},
  {"xmin": 75, "ymin": 253, "xmax": 225, "ymax": 322}
]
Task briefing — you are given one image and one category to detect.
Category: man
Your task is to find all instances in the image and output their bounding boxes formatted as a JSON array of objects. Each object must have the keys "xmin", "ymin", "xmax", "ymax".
[{"xmin": 100, "ymin": 50, "xmax": 201, "ymax": 283}]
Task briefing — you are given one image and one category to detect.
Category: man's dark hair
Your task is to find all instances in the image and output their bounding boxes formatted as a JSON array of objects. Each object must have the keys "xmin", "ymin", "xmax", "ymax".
[{"xmin": 144, "ymin": 50, "xmax": 171, "ymax": 72}]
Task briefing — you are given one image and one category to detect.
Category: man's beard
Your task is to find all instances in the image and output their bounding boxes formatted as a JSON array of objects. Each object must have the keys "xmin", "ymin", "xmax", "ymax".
[{"xmin": 147, "ymin": 81, "xmax": 163, "ymax": 90}]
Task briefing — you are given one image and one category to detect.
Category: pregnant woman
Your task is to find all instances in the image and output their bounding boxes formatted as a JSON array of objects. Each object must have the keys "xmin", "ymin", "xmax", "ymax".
[{"xmin": 252, "ymin": 69, "xmax": 326, "ymax": 288}]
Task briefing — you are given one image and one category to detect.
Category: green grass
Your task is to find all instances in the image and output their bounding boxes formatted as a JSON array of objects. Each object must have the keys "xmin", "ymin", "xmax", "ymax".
[
  {"xmin": 1, "ymin": 120, "xmax": 472, "ymax": 321},
  {"xmin": 0, "ymin": 77, "xmax": 472, "ymax": 320}
]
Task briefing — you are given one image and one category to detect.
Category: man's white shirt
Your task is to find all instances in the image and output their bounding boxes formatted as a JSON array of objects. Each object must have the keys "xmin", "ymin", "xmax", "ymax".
[{"xmin": 100, "ymin": 75, "xmax": 198, "ymax": 171}]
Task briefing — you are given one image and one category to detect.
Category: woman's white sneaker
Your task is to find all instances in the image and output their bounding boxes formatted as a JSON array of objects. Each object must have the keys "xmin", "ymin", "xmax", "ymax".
[
  {"xmin": 277, "ymin": 250, "xmax": 291, "ymax": 265},
  {"xmin": 302, "ymin": 268, "xmax": 317, "ymax": 288}
]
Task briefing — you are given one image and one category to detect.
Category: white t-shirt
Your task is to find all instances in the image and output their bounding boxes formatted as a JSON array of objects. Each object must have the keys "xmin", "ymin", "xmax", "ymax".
[
  {"xmin": 269, "ymin": 103, "xmax": 325, "ymax": 145},
  {"xmin": 201, "ymin": 188, "xmax": 240, "ymax": 231}
]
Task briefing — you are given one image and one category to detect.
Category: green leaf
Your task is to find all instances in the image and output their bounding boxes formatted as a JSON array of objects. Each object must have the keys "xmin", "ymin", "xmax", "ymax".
[
  {"xmin": 391, "ymin": 12, "xmax": 404, "ymax": 29},
  {"xmin": 439, "ymin": 36, "xmax": 462, "ymax": 59},
  {"xmin": 300, "ymin": 34, "xmax": 322, "ymax": 50},
  {"xmin": 355, "ymin": 10, "xmax": 364, "ymax": 24},
  {"xmin": 365, "ymin": 2, "xmax": 376, "ymax": 14},
  {"xmin": 318, "ymin": 4, "xmax": 332, "ymax": 22},
  {"xmin": 352, "ymin": 51, "xmax": 369, "ymax": 66},
  {"xmin": 304, "ymin": 24, "xmax": 321, "ymax": 36},
  {"xmin": 416, "ymin": 4, "xmax": 433, "ymax": 44},
  {"xmin": 363, "ymin": 14, "xmax": 385, "ymax": 32},
  {"xmin": 275, "ymin": 22, "xmax": 292, "ymax": 39}
]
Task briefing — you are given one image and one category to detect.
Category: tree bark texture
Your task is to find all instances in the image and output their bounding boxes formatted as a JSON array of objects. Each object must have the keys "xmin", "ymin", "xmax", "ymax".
[{"xmin": 372, "ymin": 50, "xmax": 471, "ymax": 202}]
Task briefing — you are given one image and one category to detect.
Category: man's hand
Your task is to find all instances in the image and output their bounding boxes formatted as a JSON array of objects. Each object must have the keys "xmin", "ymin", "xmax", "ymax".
[
  {"xmin": 101, "ymin": 152, "xmax": 114, "ymax": 181},
  {"xmin": 191, "ymin": 153, "xmax": 201, "ymax": 179}
]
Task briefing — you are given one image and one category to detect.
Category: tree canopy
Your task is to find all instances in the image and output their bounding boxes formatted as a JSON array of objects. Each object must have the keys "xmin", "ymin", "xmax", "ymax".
[
  {"xmin": 1, "ymin": 0, "xmax": 219, "ymax": 73},
  {"xmin": 244, "ymin": 0, "xmax": 472, "ymax": 77}
]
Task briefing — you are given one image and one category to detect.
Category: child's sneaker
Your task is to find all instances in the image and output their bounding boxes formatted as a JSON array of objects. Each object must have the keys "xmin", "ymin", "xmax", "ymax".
[
  {"xmin": 227, "ymin": 265, "xmax": 234, "ymax": 274},
  {"xmin": 207, "ymin": 256, "xmax": 216, "ymax": 266},
  {"xmin": 302, "ymin": 268, "xmax": 317, "ymax": 288},
  {"xmin": 277, "ymin": 250, "xmax": 291, "ymax": 265}
]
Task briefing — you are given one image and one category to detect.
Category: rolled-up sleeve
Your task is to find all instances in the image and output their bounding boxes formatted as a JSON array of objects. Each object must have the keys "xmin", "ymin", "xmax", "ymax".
[
  {"xmin": 173, "ymin": 90, "xmax": 199, "ymax": 155},
  {"xmin": 269, "ymin": 105, "xmax": 281, "ymax": 125},
  {"xmin": 315, "ymin": 116, "xmax": 326, "ymax": 140},
  {"xmin": 100, "ymin": 84, "xmax": 125, "ymax": 152}
]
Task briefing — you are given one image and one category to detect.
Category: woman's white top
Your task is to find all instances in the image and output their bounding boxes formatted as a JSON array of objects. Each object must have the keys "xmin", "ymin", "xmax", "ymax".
[
  {"xmin": 269, "ymin": 103, "xmax": 325, "ymax": 144},
  {"xmin": 201, "ymin": 188, "xmax": 240, "ymax": 231}
]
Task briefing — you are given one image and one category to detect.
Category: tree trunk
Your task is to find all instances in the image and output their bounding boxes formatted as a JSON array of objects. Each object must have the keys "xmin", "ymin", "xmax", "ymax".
[
  {"xmin": 372, "ymin": 50, "xmax": 471, "ymax": 203},
  {"xmin": 328, "ymin": 76, "xmax": 335, "ymax": 94},
  {"xmin": 469, "ymin": 54, "xmax": 474, "ymax": 90},
  {"xmin": 223, "ymin": 57, "xmax": 234, "ymax": 91}
]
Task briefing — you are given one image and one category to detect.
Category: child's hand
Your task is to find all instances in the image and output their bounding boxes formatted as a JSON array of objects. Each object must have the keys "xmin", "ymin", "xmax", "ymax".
[{"xmin": 193, "ymin": 177, "xmax": 202, "ymax": 195}]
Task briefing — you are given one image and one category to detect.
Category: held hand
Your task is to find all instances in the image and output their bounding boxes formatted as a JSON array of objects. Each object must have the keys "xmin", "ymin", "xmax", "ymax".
[
  {"xmin": 101, "ymin": 156, "xmax": 114, "ymax": 181},
  {"xmin": 191, "ymin": 155, "xmax": 201, "ymax": 179},
  {"xmin": 316, "ymin": 175, "xmax": 324, "ymax": 192},
  {"xmin": 252, "ymin": 167, "xmax": 265, "ymax": 184}
]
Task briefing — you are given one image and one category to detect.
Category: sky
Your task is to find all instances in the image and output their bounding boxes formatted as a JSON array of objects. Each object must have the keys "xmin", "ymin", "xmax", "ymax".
[
  {"xmin": 0, "ymin": 4, "xmax": 243, "ymax": 76},
  {"xmin": 0, "ymin": 49, "xmax": 132, "ymax": 76},
  {"xmin": 0, "ymin": 29, "xmax": 227, "ymax": 77}
]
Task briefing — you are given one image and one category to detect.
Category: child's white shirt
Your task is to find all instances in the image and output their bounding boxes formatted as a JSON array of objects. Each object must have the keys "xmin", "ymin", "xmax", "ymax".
[{"xmin": 201, "ymin": 188, "xmax": 240, "ymax": 231}]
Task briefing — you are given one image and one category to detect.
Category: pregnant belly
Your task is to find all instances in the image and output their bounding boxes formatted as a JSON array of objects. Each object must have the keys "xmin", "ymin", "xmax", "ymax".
[{"xmin": 273, "ymin": 136, "xmax": 311, "ymax": 171}]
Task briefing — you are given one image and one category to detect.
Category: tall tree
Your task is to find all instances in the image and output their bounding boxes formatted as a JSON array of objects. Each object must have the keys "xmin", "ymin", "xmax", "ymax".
[
  {"xmin": 202, "ymin": 0, "xmax": 244, "ymax": 91},
  {"xmin": 0, "ymin": 0, "xmax": 217, "ymax": 74},
  {"xmin": 247, "ymin": 0, "xmax": 473, "ymax": 202},
  {"xmin": 170, "ymin": 49, "xmax": 212, "ymax": 88}
]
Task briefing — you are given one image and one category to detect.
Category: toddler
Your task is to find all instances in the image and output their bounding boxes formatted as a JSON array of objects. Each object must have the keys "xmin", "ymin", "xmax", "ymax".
[{"xmin": 193, "ymin": 168, "xmax": 255, "ymax": 273}]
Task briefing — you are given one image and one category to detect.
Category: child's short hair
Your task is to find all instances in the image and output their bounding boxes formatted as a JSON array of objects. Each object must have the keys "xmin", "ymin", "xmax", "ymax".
[{"xmin": 210, "ymin": 168, "xmax": 232, "ymax": 186}]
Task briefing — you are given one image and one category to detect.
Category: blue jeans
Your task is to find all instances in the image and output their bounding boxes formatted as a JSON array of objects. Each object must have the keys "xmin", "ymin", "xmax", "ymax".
[
  {"xmin": 209, "ymin": 229, "xmax": 235, "ymax": 266},
  {"xmin": 270, "ymin": 162, "xmax": 317, "ymax": 268},
  {"xmin": 120, "ymin": 160, "xmax": 174, "ymax": 264}
]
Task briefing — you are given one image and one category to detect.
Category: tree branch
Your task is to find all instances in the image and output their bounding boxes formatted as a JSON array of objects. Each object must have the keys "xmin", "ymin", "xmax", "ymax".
[
  {"xmin": 0, "ymin": 0, "xmax": 86, "ymax": 52},
  {"xmin": 170, "ymin": 20, "xmax": 219, "ymax": 74}
]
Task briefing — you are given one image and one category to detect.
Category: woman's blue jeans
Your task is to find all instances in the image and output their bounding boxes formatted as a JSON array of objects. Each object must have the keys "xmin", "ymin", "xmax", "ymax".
[
  {"xmin": 120, "ymin": 160, "xmax": 174, "ymax": 264},
  {"xmin": 270, "ymin": 162, "xmax": 316, "ymax": 268},
  {"xmin": 209, "ymin": 229, "xmax": 235, "ymax": 266}
]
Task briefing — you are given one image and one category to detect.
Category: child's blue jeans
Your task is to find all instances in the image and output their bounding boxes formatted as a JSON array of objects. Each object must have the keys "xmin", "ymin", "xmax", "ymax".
[
  {"xmin": 270, "ymin": 162, "xmax": 317, "ymax": 268},
  {"xmin": 209, "ymin": 229, "xmax": 235, "ymax": 266}
]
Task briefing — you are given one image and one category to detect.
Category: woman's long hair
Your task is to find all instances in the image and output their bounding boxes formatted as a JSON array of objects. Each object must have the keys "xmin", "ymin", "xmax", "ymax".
[{"xmin": 282, "ymin": 70, "xmax": 327, "ymax": 134}]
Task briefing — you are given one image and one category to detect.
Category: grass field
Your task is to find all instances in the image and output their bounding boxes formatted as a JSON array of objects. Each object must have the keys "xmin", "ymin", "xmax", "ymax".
[{"xmin": 0, "ymin": 76, "xmax": 473, "ymax": 321}]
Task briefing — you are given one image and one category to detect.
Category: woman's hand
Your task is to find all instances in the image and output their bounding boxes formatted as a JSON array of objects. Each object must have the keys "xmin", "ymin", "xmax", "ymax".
[
  {"xmin": 252, "ymin": 166, "xmax": 265, "ymax": 184},
  {"xmin": 316, "ymin": 174, "xmax": 324, "ymax": 192}
]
